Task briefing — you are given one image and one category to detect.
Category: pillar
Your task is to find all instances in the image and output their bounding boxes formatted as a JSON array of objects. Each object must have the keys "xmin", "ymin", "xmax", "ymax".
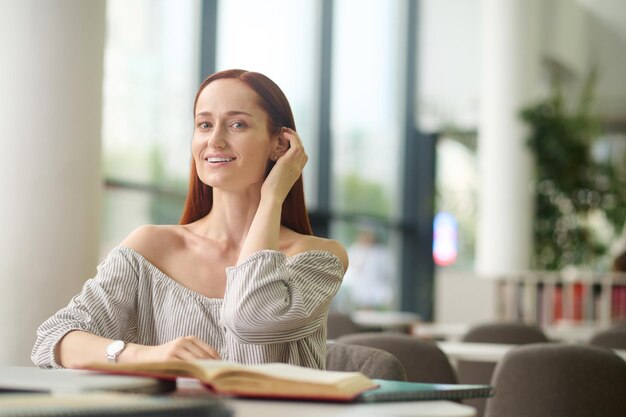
[
  {"xmin": 476, "ymin": 0, "xmax": 542, "ymax": 276},
  {"xmin": 0, "ymin": 0, "xmax": 106, "ymax": 365}
]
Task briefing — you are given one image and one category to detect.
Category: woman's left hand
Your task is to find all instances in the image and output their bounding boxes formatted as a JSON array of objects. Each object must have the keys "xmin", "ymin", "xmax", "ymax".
[{"xmin": 261, "ymin": 127, "xmax": 308, "ymax": 203}]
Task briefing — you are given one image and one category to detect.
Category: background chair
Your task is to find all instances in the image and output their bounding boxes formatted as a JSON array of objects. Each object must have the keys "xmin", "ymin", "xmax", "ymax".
[
  {"xmin": 326, "ymin": 312, "xmax": 362, "ymax": 340},
  {"xmin": 484, "ymin": 343, "xmax": 626, "ymax": 417},
  {"xmin": 337, "ymin": 332, "xmax": 457, "ymax": 383},
  {"xmin": 589, "ymin": 324, "xmax": 626, "ymax": 349},
  {"xmin": 325, "ymin": 342, "xmax": 407, "ymax": 381},
  {"xmin": 456, "ymin": 322, "xmax": 550, "ymax": 417}
]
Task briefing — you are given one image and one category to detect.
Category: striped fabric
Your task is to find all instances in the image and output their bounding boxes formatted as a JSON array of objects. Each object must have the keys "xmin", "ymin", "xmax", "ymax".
[{"xmin": 31, "ymin": 247, "xmax": 344, "ymax": 369}]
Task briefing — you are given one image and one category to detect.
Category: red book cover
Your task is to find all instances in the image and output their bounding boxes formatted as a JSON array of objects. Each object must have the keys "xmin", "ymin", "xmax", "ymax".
[
  {"xmin": 553, "ymin": 285, "xmax": 563, "ymax": 322},
  {"xmin": 572, "ymin": 283, "xmax": 583, "ymax": 322}
]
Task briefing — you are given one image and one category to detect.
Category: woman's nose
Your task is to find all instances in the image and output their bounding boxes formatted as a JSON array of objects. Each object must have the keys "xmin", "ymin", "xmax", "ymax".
[{"xmin": 207, "ymin": 129, "xmax": 226, "ymax": 148}]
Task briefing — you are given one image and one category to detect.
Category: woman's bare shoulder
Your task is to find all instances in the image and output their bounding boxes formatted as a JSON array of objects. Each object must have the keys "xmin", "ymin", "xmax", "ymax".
[
  {"xmin": 120, "ymin": 224, "xmax": 185, "ymax": 260},
  {"xmin": 285, "ymin": 232, "xmax": 349, "ymax": 272}
]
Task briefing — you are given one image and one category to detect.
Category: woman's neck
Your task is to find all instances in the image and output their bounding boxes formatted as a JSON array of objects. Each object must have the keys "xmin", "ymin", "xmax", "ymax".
[{"xmin": 193, "ymin": 187, "xmax": 263, "ymax": 246}]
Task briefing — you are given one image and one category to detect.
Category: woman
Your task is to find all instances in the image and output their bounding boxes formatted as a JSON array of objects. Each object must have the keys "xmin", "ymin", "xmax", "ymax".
[{"xmin": 32, "ymin": 69, "xmax": 348, "ymax": 370}]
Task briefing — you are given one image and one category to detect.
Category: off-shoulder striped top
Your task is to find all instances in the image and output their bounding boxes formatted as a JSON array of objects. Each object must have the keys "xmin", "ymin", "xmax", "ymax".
[{"xmin": 31, "ymin": 246, "xmax": 344, "ymax": 369}]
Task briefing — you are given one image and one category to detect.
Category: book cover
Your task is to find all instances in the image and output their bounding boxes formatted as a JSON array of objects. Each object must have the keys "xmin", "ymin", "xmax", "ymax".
[{"xmin": 356, "ymin": 379, "xmax": 494, "ymax": 403}]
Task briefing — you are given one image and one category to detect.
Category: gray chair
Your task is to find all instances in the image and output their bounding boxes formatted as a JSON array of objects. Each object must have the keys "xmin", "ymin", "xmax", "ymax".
[
  {"xmin": 589, "ymin": 326, "xmax": 626, "ymax": 349},
  {"xmin": 337, "ymin": 332, "xmax": 457, "ymax": 383},
  {"xmin": 457, "ymin": 322, "xmax": 549, "ymax": 417},
  {"xmin": 326, "ymin": 312, "xmax": 361, "ymax": 340},
  {"xmin": 484, "ymin": 343, "xmax": 626, "ymax": 417},
  {"xmin": 325, "ymin": 341, "xmax": 407, "ymax": 381}
]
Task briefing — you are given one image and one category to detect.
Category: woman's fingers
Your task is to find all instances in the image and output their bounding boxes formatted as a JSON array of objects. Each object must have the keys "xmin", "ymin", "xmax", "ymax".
[
  {"xmin": 279, "ymin": 127, "xmax": 307, "ymax": 166},
  {"xmin": 180, "ymin": 336, "xmax": 221, "ymax": 360},
  {"xmin": 152, "ymin": 336, "xmax": 220, "ymax": 361}
]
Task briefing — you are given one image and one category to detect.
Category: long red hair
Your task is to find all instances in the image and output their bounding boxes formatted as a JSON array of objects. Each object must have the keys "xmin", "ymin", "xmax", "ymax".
[{"xmin": 179, "ymin": 69, "xmax": 312, "ymax": 235}]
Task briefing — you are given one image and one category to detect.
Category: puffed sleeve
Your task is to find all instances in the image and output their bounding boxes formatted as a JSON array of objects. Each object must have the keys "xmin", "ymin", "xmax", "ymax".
[
  {"xmin": 31, "ymin": 248, "xmax": 139, "ymax": 368},
  {"xmin": 221, "ymin": 250, "xmax": 344, "ymax": 344}
]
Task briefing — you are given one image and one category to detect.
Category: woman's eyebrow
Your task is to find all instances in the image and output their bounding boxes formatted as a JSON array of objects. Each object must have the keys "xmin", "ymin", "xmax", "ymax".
[{"xmin": 195, "ymin": 110, "xmax": 254, "ymax": 118}]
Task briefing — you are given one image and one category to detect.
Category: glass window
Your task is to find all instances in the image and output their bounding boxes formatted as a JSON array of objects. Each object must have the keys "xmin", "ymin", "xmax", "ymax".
[
  {"xmin": 434, "ymin": 134, "xmax": 478, "ymax": 269},
  {"xmin": 330, "ymin": 0, "xmax": 404, "ymax": 311},
  {"xmin": 418, "ymin": 0, "xmax": 482, "ymax": 269},
  {"xmin": 216, "ymin": 0, "xmax": 321, "ymax": 205},
  {"xmin": 101, "ymin": 0, "xmax": 201, "ymax": 255}
]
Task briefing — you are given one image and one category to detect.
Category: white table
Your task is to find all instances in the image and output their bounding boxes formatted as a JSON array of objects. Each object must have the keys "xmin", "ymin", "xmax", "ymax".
[
  {"xmin": 437, "ymin": 341, "xmax": 626, "ymax": 363},
  {"xmin": 229, "ymin": 398, "xmax": 476, "ymax": 417},
  {"xmin": 413, "ymin": 323, "xmax": 469, "ymax": 341},
  {"xmin": 413, "ymin": 321, "xmax": 614, "ymax": 343},
  {"xmin": 178, "ymin": 378, "xmax": 475, "ymax": 417},
  {"xmin": 351, "ymin": 310, "xmax": 421, "ymax": 331}
]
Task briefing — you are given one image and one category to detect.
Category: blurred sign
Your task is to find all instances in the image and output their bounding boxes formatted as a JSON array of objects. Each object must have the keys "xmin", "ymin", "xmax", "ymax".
[{"xmin": 433, "ymin": 212, "xmax": 458, "ymax": 266}]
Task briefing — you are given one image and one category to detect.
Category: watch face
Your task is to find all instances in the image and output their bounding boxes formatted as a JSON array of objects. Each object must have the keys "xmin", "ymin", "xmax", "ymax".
[{"xmin": 107, "ymin": 340, "xmax": 125, "ymax": 356}]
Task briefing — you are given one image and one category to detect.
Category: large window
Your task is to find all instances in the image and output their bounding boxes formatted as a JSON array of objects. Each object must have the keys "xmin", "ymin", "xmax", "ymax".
[
  {"xmin": 101, "ymin": 0, "xmax": 201, "ymax": 255},
  {"xmin": 330, "ymin": 0, "xmax": 405, "ymax": 311},
  {"xmin": 418, "ymin": 0, "xmax": 482, "ymax": 269},
  {"xmin": 100, "ymin": 0, "xmax": 437, "ymax": 317},
  {"xmin": 215, "ymin": 0, "xmax": 321, "ymax": 205}
]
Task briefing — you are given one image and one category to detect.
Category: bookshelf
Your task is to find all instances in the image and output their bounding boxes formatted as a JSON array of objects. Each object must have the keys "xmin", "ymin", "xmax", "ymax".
[{"xmin": 495, "ymin": 271, "xmax": 626, "ymax": 328}]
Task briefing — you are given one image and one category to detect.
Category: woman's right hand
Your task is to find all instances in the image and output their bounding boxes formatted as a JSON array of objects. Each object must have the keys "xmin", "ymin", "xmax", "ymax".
[
  {"xmin": 261, "ymin": 127, "xmax": 308, "ymax": 204},
  {"xmin": 128, "ymin": 336, "xmax": 220, "ymax": 362}
]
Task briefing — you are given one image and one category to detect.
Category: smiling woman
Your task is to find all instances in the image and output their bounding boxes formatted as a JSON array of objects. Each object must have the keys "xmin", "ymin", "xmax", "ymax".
[{"xmin": 32, "ymin": 69, "xmax": 348, "ymax": 371}]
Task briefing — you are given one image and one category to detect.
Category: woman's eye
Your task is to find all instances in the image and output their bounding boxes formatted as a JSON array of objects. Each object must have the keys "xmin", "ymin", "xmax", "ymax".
[
  {"xmin": 231, "ymin": 121, "xmax": 246, "ymax": 129},
  {"xmin": 198, "ymin": 122, "xmax": 211, "ymax": 129}
]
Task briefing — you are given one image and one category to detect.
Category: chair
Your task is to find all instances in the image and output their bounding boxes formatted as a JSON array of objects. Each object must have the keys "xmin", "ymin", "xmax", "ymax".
[
  {"xmin": 589, "ymin": 325, "xmax": 626, "ymax": 349},
  {"xmin": 325, "ymin": 342, "xmax": 407, "ymax": 381},
  {"xmin": 484, "ymin": 343, "xmax": 626, "ymax": 417},
  {"xmin": 456, "ymin": 322, "xmax": 549, "ymax": 417},
  {"xmin": 326, "ymin": 312, "xmax": 361, "ymax": 340},
  {"xmin": 336, "ymin": 332, "xmax": 457, "ymax": 383}
]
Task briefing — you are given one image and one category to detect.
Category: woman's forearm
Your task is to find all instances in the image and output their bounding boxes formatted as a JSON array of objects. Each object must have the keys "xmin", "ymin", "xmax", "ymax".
[
  {"xmin": 57, "ymin": 331, "xmax": 138, "ymax": 368},
  {"xmin": 237, "ymin": 196, "xmax": 282, "ymax": 264}
]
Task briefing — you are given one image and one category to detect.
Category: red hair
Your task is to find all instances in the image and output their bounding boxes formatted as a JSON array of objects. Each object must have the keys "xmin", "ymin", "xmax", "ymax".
[{"xmin": 179, "ymin": 69, "xmax": 312, "ymax": 235}]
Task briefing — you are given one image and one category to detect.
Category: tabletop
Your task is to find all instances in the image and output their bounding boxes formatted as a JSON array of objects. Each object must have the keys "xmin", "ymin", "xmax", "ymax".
[
  {"xmin": 228, "ymin": 398, "xmax": 477, "ymax": 417},
  {"xmin": 437, "ymin": 340, "xmax": 626, "ymax": 363},
  {"xmin": 178, "ymin": 379, "xmax": 476, "ymax": 417},
  {"xmin": 351, "ymin": 310, "xmax": 421, "ymax": 330}
]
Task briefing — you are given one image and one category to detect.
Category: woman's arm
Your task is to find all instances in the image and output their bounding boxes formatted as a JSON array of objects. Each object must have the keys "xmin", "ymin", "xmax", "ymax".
[
  {"xmin": 57, "ymin": 331, "xmax": 219, "ymax": 368},
  {"xmin": 222, "ymin": 248, "xmax": 345, "ymax": 344},
  {"xmin": 32, "ymin": 245, "xmax": 220, "ymax": 369},
  {"xmin": 237, "ymin": 128, "xmax": 307, "ymax": 264}
]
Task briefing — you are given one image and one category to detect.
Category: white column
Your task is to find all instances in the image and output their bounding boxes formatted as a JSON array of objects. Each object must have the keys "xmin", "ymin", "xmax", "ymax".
[
  {"xmin": 476, "ymin": 0, "xmax": 542, "ymax": 276},
  {"xmin": 0, "ymin": 1, "xmax": 105, "ymax": 365}
]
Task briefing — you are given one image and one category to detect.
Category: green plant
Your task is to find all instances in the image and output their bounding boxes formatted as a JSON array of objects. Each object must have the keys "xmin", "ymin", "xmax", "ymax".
[{"xmin": 521, "ymin": 71, "xmax": 626, "ymax": 270}]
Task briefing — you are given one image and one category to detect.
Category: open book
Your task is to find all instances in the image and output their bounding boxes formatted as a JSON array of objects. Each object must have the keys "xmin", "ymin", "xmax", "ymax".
[{"xmin": 85, "ymin": 360, "xmax": 377, "ymax": 401}]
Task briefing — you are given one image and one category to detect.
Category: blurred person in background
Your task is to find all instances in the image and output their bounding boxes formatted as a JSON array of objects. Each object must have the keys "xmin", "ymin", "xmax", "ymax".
[{"xmin": 335, "ymin": 225, "xmax": 393, "ymax": 312}]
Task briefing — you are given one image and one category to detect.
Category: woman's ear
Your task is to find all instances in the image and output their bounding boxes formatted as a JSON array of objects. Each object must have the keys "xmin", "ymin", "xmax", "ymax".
[{"xmin": 272, "ymin": 131, "xmax": 290, "ymax": 158}]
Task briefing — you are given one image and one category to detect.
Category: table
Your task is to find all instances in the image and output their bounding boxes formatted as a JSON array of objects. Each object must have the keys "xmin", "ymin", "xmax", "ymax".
[
  {"xmin": 351, "ymin": 310, "xmax": 421, "ymax": 332},
  {"xmin": 437, "ymin": 341, "xmax": 626, "ymax": 363},
  {"xmin": 436, "ymin": 341, "xmax": 517, "ymax": 363},
  {"xmin": 228, "ymin": 398, "xmax": 476, "ymax": 417},
  {"xmin": 413, "ymin": 321, "xmax": 614, "ymax": 343},
  {"xmin": 413, "ymin": 323, "xmax": 468, "ymax": 341},
  {"xmin": 178, "ymin": 379, "xmax": 476, "ymax": 417}
]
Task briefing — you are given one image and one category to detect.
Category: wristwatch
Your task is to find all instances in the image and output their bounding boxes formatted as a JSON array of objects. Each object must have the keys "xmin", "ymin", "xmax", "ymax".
[{"xmin": 105, "ymin": 340, "xmax": 126, "ymax": 363}]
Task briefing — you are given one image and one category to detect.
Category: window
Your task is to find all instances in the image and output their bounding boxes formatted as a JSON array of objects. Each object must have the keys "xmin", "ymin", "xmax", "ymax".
[
  {"xmin": 216, "ymin": 0, "xmax": 321, "ymax": 204},
  {"xmin": 330, "ymin": 0, "xmax": 405, "ymax": 310},
  {"xmin": 101, "ymin": 0, "xmax": 201, "ymax": 255}
]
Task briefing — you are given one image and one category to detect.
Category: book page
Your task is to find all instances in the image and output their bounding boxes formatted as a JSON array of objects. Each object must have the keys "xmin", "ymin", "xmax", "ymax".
[{"xmin": 192, "ymin": 360, "xmax": 367, "ymax": 384}]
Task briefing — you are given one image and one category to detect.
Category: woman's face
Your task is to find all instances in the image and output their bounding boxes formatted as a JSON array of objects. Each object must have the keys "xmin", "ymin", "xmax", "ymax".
[{"xmin": 192, "ymin": 78, "xmax": 275, "ymax": 192}]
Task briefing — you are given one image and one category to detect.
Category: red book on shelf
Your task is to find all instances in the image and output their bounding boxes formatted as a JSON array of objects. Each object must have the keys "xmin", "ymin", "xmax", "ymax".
[
  {"xmin": 611, "ymin": 285, "xmax": 626, "ymax": 321},
  {"xmin": 553, "ymin": 285, "xmax": 563, "ymax": 322},
  {"xmin": 572, "ymin": 282, "xmax": 583, "ymax": 322}
]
